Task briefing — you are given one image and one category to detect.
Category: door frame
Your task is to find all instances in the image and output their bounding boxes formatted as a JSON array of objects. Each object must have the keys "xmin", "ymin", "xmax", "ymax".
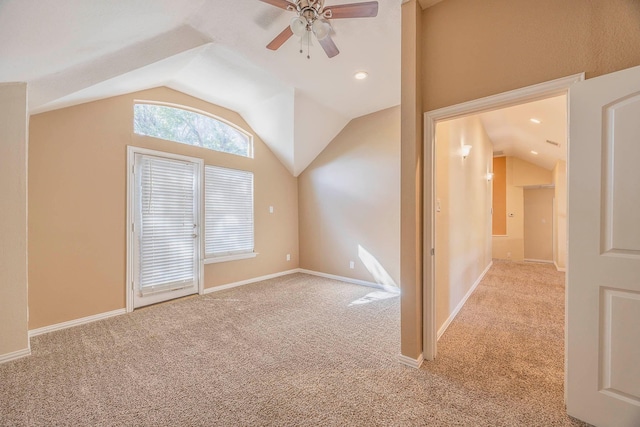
[
  {"xmin": 126, "ymin": 146, "xmax": 205, "ymax": 313},
  {"xmin": 422, "ymin": 73, "xmax": 584, "ymax": 362}
]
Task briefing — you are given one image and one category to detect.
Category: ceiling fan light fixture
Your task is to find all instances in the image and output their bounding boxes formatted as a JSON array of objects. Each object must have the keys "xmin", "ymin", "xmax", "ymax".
[
  {"xmin": 290, "ymin": 16, "xmax": 307, "ymax": 37},
  {"xmin": 312, "ymin": 19, "xmax": 331, "ymax": 40},
  {"xmin": 263, "ymin": 0, "xmax": 380, "ymax": 59}
]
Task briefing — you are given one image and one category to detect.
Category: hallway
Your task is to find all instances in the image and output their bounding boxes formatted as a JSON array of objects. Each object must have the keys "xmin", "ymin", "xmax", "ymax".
[{"xmin": 425, "ymin": 260, "xmax": 588, "ymax": 425}]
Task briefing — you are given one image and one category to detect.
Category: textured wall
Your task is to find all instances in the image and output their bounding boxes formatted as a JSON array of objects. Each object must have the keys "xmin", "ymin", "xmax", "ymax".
[
  {"xmin": 422, "ymin": 0, "xmax": 640, "ymax": 111},
  {"xmin": 298, "ymin": 106, "xmax": 400, "ymax": 287},
  {"xmin": 0, "ymin": 83, "xmax": 29, "ymax": 358},
  {"xmin": 28, "ymin": 87, "xmax": 299, "ymax": 329},
  {"xmin": 400, "ymin": 0, "xmax": 424, "ymax": 360},
  {"xmin": 435, "ymin": 116, "xmax": 493, "ymax": 334},
  {"xmin": 492, "ymin": 157, "xmax": 507, "ymax": 235}
]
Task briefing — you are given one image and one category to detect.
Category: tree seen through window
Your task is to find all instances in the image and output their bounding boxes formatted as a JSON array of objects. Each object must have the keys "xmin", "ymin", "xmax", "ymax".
[{"xmin": 134, "ymin": 104, "xmax": 252, "ymax": 158}]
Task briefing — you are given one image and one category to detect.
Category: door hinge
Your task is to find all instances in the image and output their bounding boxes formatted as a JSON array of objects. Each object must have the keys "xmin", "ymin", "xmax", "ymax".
[{"xmin": 431, "ymin": 248, "xmax": 435, "ymax": 256}]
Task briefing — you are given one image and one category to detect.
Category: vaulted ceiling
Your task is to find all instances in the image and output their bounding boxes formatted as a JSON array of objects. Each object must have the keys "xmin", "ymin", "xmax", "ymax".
[
  {"xmin": 0, "ymin": 0, "xmax": 402, "ymax": 176},
  {"xmin": 479, "ymin": 95, "xmax": 567, "ymax": 171}
]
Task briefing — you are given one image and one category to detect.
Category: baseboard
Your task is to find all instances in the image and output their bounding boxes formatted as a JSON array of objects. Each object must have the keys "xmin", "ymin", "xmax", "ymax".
[
  {"xmin": 28, "ymin": 308, "xmax": 127, "ymax": 338},
  {"xmin": 524, "ymin": 258, "xmax": 554, "ymax": 264},
  {"xmin": 398, "ymin": 353, "xmax": 424, "ymax": 369},
  {"xmin": 203, "ymin": 269, "xmax": 300, "ymax": 294},
  {"xmin": 29, "ymin": 270, "xmax": 301, "ymax": 337},
  {"xmin": 297, "ymin": 269, "xmax": 400, "ymax": 293},
  {"xmin": 0, "ymin": 347, "xmax": 31, "ymax": 365},
  {"xmin": 437, "ymin": 261, "xmax": 493, "ymax": 340},
  {"xmin": 554, "ymin": 261, "xmax": 566, "ymax": 272}
]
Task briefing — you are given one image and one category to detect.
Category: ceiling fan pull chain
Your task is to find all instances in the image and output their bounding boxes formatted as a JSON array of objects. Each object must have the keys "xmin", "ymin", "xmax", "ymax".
[{"xmin": 307, "ymin": 31, "xmax": 311, "ymax": 59}]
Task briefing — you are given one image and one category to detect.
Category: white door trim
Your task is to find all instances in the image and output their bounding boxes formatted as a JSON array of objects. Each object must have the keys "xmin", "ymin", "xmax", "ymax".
[
  {"xmin": 422, "ymin": 72, "xmax": 584, "ymax": 362},
  {"xmin": 126, "ymin": 146, "xmax": 205, "ymax": 313}
]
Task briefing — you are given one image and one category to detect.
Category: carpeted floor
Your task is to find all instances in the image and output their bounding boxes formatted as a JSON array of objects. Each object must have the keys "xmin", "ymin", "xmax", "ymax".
[{"xmin": 0, "ymin": 261, "xmax": 589, "ymax": 426}]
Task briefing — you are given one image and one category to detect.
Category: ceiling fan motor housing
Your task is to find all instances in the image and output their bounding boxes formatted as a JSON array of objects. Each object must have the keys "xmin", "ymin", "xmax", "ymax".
[
  {"xmin": 262, "ymin": 0, "xmax": 379, "ymax": 58},
  {"xmin": 297, "ymin": 0, "xmax": 325, "ymax": 24}
]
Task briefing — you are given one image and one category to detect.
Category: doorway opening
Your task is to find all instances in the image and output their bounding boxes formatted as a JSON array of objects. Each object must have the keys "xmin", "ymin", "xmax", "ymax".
[{"xmin": 423, "ymin": 73, "xmax": 584, "ymax": 361}]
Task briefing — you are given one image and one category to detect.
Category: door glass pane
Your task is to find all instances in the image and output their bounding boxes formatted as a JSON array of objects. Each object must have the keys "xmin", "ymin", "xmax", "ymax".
[{"xmin": 136, "ymin": 155, "xmax": 196, "ymax": 295}]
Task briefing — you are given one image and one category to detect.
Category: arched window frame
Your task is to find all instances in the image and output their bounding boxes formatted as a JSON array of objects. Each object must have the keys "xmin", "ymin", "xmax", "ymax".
[{"xmin": 133, "ymin": 101, "xmax": 254, "ymax": 158}]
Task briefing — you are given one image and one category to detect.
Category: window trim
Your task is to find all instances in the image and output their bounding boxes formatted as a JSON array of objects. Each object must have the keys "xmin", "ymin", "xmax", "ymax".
[
  {"xmin": 133, "ymin": 100, "xmax": 254, "ymax": 158},
  {"xmin": 204, "ymin": 252, "xmax": 257, "ymax": 264}
]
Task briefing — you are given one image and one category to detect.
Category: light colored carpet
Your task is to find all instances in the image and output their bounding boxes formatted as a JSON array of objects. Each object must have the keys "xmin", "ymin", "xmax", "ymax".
[{"xmin": 0, "ymin": 261, "xmax": 589, "ymax": 426}]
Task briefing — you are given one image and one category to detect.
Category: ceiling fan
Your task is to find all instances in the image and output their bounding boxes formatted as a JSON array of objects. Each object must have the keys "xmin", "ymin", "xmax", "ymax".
[{"xmin": 259, "ymin": 0, "xmax": 379, "ymax": 59}]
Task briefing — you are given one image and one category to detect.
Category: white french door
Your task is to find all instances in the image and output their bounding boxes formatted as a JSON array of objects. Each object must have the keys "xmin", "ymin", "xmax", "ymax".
[
  {"xmin": 128, "ymin": 147, "xmax": 202, "ymax": 309},
  {"xmin": 567, "ymin": 65, "xmax": 640, "ymax": 426}
]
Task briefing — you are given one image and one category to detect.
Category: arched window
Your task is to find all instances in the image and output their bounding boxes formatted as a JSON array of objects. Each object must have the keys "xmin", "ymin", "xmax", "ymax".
[{"xmin": 133, "ymin": 103, "xmax": 253, "ymax": 158}]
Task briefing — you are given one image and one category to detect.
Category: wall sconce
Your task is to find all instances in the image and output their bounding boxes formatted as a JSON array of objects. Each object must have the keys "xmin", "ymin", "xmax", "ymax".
[
  {"xmin": 486, "ymin": 172, "xmax": 494, "ymax": 181},
  {"xmin": 461, "ymin": 144, "xmax": 472, "ymax": 159}
]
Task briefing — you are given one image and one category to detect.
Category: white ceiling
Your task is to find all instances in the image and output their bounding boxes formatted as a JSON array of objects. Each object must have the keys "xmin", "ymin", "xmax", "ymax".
[
  {"xmin": 478, "ymin": 95, "xmax": 567, "ymax": 171},
  {"xmin": 0, "ymin": 0, "xmax": 401, "ymax": 176}
]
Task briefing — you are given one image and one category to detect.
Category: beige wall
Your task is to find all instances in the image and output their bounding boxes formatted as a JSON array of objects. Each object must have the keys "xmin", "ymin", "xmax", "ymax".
[
  {"xmin": 400, "ymin": 0, "xmax": 640, "ymax": 361},
  {"xmin": 422, "ymin": 0, "xmax": 640, "ymax": 112},
  {"xmin": 0, "ymin": 83, "xmax": 30, "ymax": 358},
  {"xmin": 511, "ymin": 158, "xmax": 553, "ymax": 187},
  {"xmin": 553, "ymin": 160, "xmax": 567, "ymax": 270},
  {"xmin": 492, "ymin": 156, "xmax": 507, "ymax": 235},
  {"xmin": 493, "ymin": 157, "xmax": 552, "ymax": 261},
  {"xmin": 28, "ymin": 87, "xmax": 298, "ymax": 329},
  {"xmin": 435, "ymin": 116, "xmax": 493, "ymax": 334},
  {"xmin": 298, "ymin": 107, "xmax": 400, "ymax": 286},
  {"xmin": 523, "ymin": 188, "xmax": 555, "ymax": 262},
  {"xmin": 400, "ymin": 0, "xmax": 424, "ymax": 360}
]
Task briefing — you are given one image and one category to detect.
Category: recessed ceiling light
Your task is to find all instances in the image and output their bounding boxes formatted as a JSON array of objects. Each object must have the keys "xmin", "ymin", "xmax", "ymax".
[
  {"xmin": 530, "ymin": 118, "xmax": 541, "ymax": 124},
  {"xmin": 354, "ymin": 71, "xmax": 368, "ymax": 80},
  {"xmin": 531, "ymin": 150, "xmax": 539, "ymax": 155}
]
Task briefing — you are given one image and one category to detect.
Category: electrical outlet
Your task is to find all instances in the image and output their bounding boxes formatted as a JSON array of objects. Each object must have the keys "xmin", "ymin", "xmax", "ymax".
[
  {"xmin": 349, "ymin": 261, "xmax": 355, "ymax": 269},
  {"xmin": 269, "ymin": 206, "xmax": 274, "ymax": 214},
  {"xmin": 286, "ymin": 254, "xmax": 290, "ymax": 261},
  {"xmin": 507, "ymin": 252, "xmax": 511, "ymax": 259}
]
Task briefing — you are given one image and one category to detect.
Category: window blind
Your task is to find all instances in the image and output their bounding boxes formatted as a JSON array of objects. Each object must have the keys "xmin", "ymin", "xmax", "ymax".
[
  {"xmin": 205, "ymin": 166, "xmax": 254, "ymax": 258},
  {"xmin": 136, "ymin": 155, "xmax": 197, "ymax": 294}
]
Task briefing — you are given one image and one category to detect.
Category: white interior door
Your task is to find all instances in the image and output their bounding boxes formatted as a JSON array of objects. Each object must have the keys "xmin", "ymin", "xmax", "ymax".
[
  {"xmin": 567, "ymin": 65, "xmax": 640, "ymax": 426},
  {"xmin": 131, "ymin": 150, "xmax": 202, "ymax": 309},
  {"xmin": 523, "ymin": 187, "xmax": 554, "ymax": 262}
]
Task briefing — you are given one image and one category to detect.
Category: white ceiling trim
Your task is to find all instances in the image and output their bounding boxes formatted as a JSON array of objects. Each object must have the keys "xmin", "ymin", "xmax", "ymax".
[
  {"xmin": 30, "ymin": 26, "xmax": 212, "ymax": 113},
  {"xmin": 2, "ymin": 0, "xmax": 400, "ymax": 176}
]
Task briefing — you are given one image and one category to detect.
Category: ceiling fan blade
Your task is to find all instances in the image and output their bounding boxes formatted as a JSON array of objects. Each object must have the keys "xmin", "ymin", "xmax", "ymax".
[
  {"xmin": 267, "ymin": 26, "xmax": 294, "ymax": 50},
  {"xmin": 258, "ymin": 0, "xmax": 296, "ymax": 11},
  {"xmin": 324, "ymin": 1, "xmax": 378, "ymax": 19},
  {"xmin": 318, "ymin": 35, "xmax": 340, "ymax": 58}
]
